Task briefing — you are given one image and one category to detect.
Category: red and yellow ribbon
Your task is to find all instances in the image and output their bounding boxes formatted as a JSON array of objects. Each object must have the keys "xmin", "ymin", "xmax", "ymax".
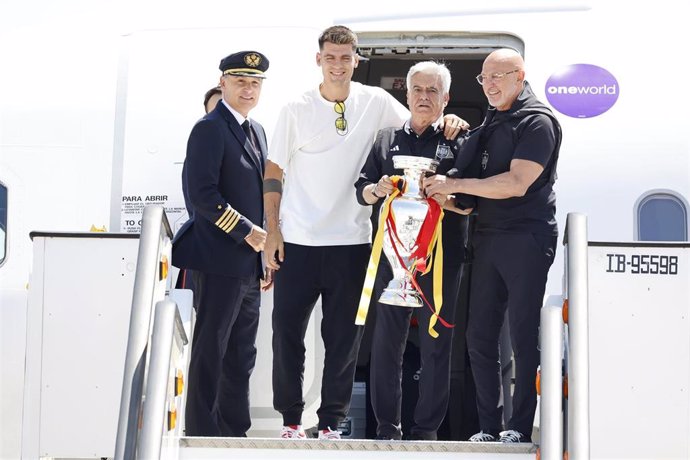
[
  {"xmin": 355, "ymin": 176, "xmax": 453, "ymax": 338},
  {"xmin": 355, "ymin": 177, "xmax": 404, "ymax": 326}
]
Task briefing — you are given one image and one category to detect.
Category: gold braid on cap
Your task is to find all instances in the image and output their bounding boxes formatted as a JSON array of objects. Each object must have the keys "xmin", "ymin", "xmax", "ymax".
[{"xmin": 223, "ymin": 68, "xmax": 264, "ymax": 75}]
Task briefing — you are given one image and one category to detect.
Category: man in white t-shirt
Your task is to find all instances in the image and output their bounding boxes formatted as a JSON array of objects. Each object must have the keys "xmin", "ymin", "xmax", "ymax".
[{"xmin": 263, "ymin": 25, "xmax": 468, "ymax": 440}]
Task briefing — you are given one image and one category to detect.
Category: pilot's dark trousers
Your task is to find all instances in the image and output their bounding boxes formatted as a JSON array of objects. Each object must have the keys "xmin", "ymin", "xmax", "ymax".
[
  {"xmin": 185, "ymin": 271, "xmax": 260, "ymax": 437},
  {"xmin": 272, "ymin": 243, "xmax": 369, "ymax": 430},
  {"xmin": 467, "ymin": 232, "xmax": 556, "ymax": 439},
  {"xmin": 370, "ymin": 260, "xmax": 462, "ymax": 440}
]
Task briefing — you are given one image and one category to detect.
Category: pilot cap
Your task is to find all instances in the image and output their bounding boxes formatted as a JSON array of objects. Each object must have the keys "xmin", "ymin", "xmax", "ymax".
[{"xmin": 219, "ymin": 51, "xmax": 269, "ymax": 79}]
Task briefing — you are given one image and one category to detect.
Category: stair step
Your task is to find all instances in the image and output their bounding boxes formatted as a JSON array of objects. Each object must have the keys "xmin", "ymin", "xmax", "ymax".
[{"xmin": 178, "ymin": 437, "xmax": 537, "ymax": 459}]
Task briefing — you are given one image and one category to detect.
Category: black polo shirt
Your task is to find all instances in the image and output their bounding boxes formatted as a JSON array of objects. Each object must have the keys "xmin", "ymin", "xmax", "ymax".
[
  {"xmin": 355, "ymin": 123, "xmax": 467, "ymax": 262},
  {"xmin": 473, "ymin": 83, "xmax": 560, "ymax": 236}
]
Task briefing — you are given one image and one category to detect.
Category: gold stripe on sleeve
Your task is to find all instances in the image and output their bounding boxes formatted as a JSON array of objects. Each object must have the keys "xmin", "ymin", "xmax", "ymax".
[
  {"xmin": 215, "ymin": 208, "xmax": 232, "ymax": 227},
  {"xmin": 218, "ymin": 209, "xmax": 238, "ymax": 230},
  {"xmin": 224, "ymin": 213, "xmax": 241, "ymax": 233}
]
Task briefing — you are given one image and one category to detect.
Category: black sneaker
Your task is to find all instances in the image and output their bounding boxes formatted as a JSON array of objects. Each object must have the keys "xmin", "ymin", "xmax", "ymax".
[
  {"xmin": 499, "ymin": 430, "xmax": 529, "ymax": 443},
  {"xmin": 468, "ymin": 431, "xmax": 498, "ymax": 442}
]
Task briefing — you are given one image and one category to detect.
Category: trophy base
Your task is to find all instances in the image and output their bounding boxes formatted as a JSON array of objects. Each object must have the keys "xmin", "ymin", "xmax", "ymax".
[{"xmin": 379, "ymin": 287, "xmax": 423, "ymax": 308}]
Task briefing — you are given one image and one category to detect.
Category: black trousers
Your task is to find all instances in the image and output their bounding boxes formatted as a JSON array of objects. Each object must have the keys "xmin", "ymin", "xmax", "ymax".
[
  {"xmin": 467, "ymin": 232, "xmax": 556, "ymax": 438},
  {"xmin": 370, "ymin": 261, "xmax": 462, "ymax": 440},
  {"xmin": 185, "ymin": 271, "xmax": 260, "ymax": 436},
  {"xmin": 272, "ymin": 243, "xmax": 369, "ymax": 430}
]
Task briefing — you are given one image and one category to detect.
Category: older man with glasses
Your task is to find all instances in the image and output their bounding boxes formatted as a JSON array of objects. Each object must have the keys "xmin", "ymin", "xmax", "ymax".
[
  {"xmin": 264, "ymin": 25, "xmax": 468, "ymax": 440},
  {"xmin": 424, "ymin": 48, "xmax": 563, "ymax": 444}
]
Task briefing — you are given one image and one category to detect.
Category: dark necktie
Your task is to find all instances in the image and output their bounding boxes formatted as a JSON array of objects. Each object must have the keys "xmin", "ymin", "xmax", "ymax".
[
  {"xmin": 241, "ymin": 120, "xmax": 263, "ymax": 170},
  {"xmin": 242, "ymin": 120, "xmax": 259, "ymax": 151}
]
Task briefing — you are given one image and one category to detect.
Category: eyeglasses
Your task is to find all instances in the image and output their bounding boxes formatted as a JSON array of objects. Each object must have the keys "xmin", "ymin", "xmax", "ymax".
[
  {"xmin": 334, "ymin": 101, "xmax": 348, "ymax": 136},
  {"xmin": 475, "ymin": 69, "xmax": 519, "ymax": 85}
]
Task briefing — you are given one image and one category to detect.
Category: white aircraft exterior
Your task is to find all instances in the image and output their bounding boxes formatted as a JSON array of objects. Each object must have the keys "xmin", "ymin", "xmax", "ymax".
[{"xmin": 1, "ymin": 1, "xmax": 689, "ymax": 459}]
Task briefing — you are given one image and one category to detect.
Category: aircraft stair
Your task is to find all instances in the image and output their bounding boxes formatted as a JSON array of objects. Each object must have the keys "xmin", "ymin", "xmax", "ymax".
[{"xmin": 176, "ymin": 437, "xmax": 536, "ymax": 459}]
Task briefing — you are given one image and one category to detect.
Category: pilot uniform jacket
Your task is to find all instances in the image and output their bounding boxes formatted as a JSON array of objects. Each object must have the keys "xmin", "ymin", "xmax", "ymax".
[{"xmin": 173, "ymin": 101, "xmax": 266, "ymax": 279}]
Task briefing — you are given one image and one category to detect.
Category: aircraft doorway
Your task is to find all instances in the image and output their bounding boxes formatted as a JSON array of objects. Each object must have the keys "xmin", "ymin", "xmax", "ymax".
[
  {"xmin": 350, "ymin": 31, "xmax": 525, "ymax": 441},
  {"xmin": 353, "ymin": 31, "xmax": 525, "ymax": 129}
]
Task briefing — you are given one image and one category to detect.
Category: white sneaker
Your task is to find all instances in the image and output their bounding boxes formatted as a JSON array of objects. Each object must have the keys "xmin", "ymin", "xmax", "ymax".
[
  {"xmin": 499, "ymin": 430, "xmax": 527, "ymax": 443},
  {"xmin": 469, "ymin": 430, "xmax": 498, "ymax": 442},
  {"xmin": 280, "ymin": 425, "xmax": 306, "ymax": 439},
  {"xmin": 318, "ymin": 427, "xmax": 341, "ymax": 440}
]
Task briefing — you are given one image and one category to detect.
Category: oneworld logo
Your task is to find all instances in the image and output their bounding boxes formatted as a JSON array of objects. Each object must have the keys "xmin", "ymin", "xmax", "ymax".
[
  {"xmin": 548, "ymin": 85, "xmax": 617, "ymax": 96},
  {"xmin": 545, "ymin": 64, "xmax": 619, "ymax": 118}
]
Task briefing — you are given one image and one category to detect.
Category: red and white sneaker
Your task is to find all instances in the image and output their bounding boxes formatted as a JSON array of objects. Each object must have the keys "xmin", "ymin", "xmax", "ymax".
[
  {"xmin": 280, "ymin": 425, "xmax": 306, "ymax": 439},
  {"xmin": 318, "ymin": 427, "xmax": 341, "ymax": 440}
]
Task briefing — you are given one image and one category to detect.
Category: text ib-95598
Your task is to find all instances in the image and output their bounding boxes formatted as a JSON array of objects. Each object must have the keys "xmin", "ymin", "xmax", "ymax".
[{"xmin": 605, "ymin": 253, "xmax": 678, "ymax": 275}]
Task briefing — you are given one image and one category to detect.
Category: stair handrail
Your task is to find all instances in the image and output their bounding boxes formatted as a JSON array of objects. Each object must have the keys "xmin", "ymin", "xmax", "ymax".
[
  {"xmin": 114, "ymin": 205, "xmax": 173, "ymax": 460},
  {"xmin": 564, "ymin": 212, "xmax": 591, "ymax": 460}
]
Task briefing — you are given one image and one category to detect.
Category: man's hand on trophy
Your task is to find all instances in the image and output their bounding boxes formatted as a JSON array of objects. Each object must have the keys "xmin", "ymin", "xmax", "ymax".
[
  {"xmin": 423, "ymin": 174, "xmax": 455, "ymax": 197},
  {"xmin": 434, "ymin": 195, "xmax": 473, "ymax": 215},
  {"xmin": 374, "ymin": 175, "xmax": 395, "ymax": 197},
  {"xmin": 429, "ymin": 192, "xmax": 449, "ymax": 207}
]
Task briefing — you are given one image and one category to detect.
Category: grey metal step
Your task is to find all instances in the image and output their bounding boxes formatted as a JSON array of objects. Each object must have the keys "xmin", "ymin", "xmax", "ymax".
[{"xmin": 178, "ymin": 437, "xmax": 537, "ymax": 459}]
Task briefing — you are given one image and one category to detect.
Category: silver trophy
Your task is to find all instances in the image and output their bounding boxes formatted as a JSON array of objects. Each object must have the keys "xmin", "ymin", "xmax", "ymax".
[{"xmin": 379, "ymin": 155, "xmax": 439, "ymax": 307}]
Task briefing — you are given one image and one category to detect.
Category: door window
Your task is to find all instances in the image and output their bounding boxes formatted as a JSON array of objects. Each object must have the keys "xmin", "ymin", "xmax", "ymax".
[
  {"xmin": 636, "ymin": 191, "xmax": 688, "ymax": 241},
  {"xmin": 0, "ymin": 182, "xmax": 6, "ymax": 264}
]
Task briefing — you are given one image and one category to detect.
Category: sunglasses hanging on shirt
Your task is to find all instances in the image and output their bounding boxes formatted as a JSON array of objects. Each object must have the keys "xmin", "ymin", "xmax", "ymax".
[{"xmin": 334, "ymin": 101, "xmax": 348, "ymax": 136}]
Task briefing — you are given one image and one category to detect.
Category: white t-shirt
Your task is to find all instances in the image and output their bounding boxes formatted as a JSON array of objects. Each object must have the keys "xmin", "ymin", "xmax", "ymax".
[{"xmin": 269, "ymin": 82, "xmax": 409, "ymax": 246}]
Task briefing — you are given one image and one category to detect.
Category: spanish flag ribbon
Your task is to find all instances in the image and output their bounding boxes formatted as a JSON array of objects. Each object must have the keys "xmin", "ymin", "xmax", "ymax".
[
  {"xmin": 411, "ymin": 199, "xmax": 448, "ymax": 337},
  {"xmin": 385, "ymin": 198, "xmax": 450, "ymax": 338},
  {"xmin": 411, "ymin": 199, "xmax": 443, "ymax": 274},
  {"xmin": 355, "ymin": 176, "xmax": 405, "ymax": 326},
  {"xmin": 355, "ymin": 176, "xmax": 453, "ymax": 338}
]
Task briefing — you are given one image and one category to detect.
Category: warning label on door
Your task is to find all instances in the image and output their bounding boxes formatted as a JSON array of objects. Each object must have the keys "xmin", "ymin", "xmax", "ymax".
[{"xmin": 120, "ymin": 195, "xmax": 187, "ymax": 234}]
